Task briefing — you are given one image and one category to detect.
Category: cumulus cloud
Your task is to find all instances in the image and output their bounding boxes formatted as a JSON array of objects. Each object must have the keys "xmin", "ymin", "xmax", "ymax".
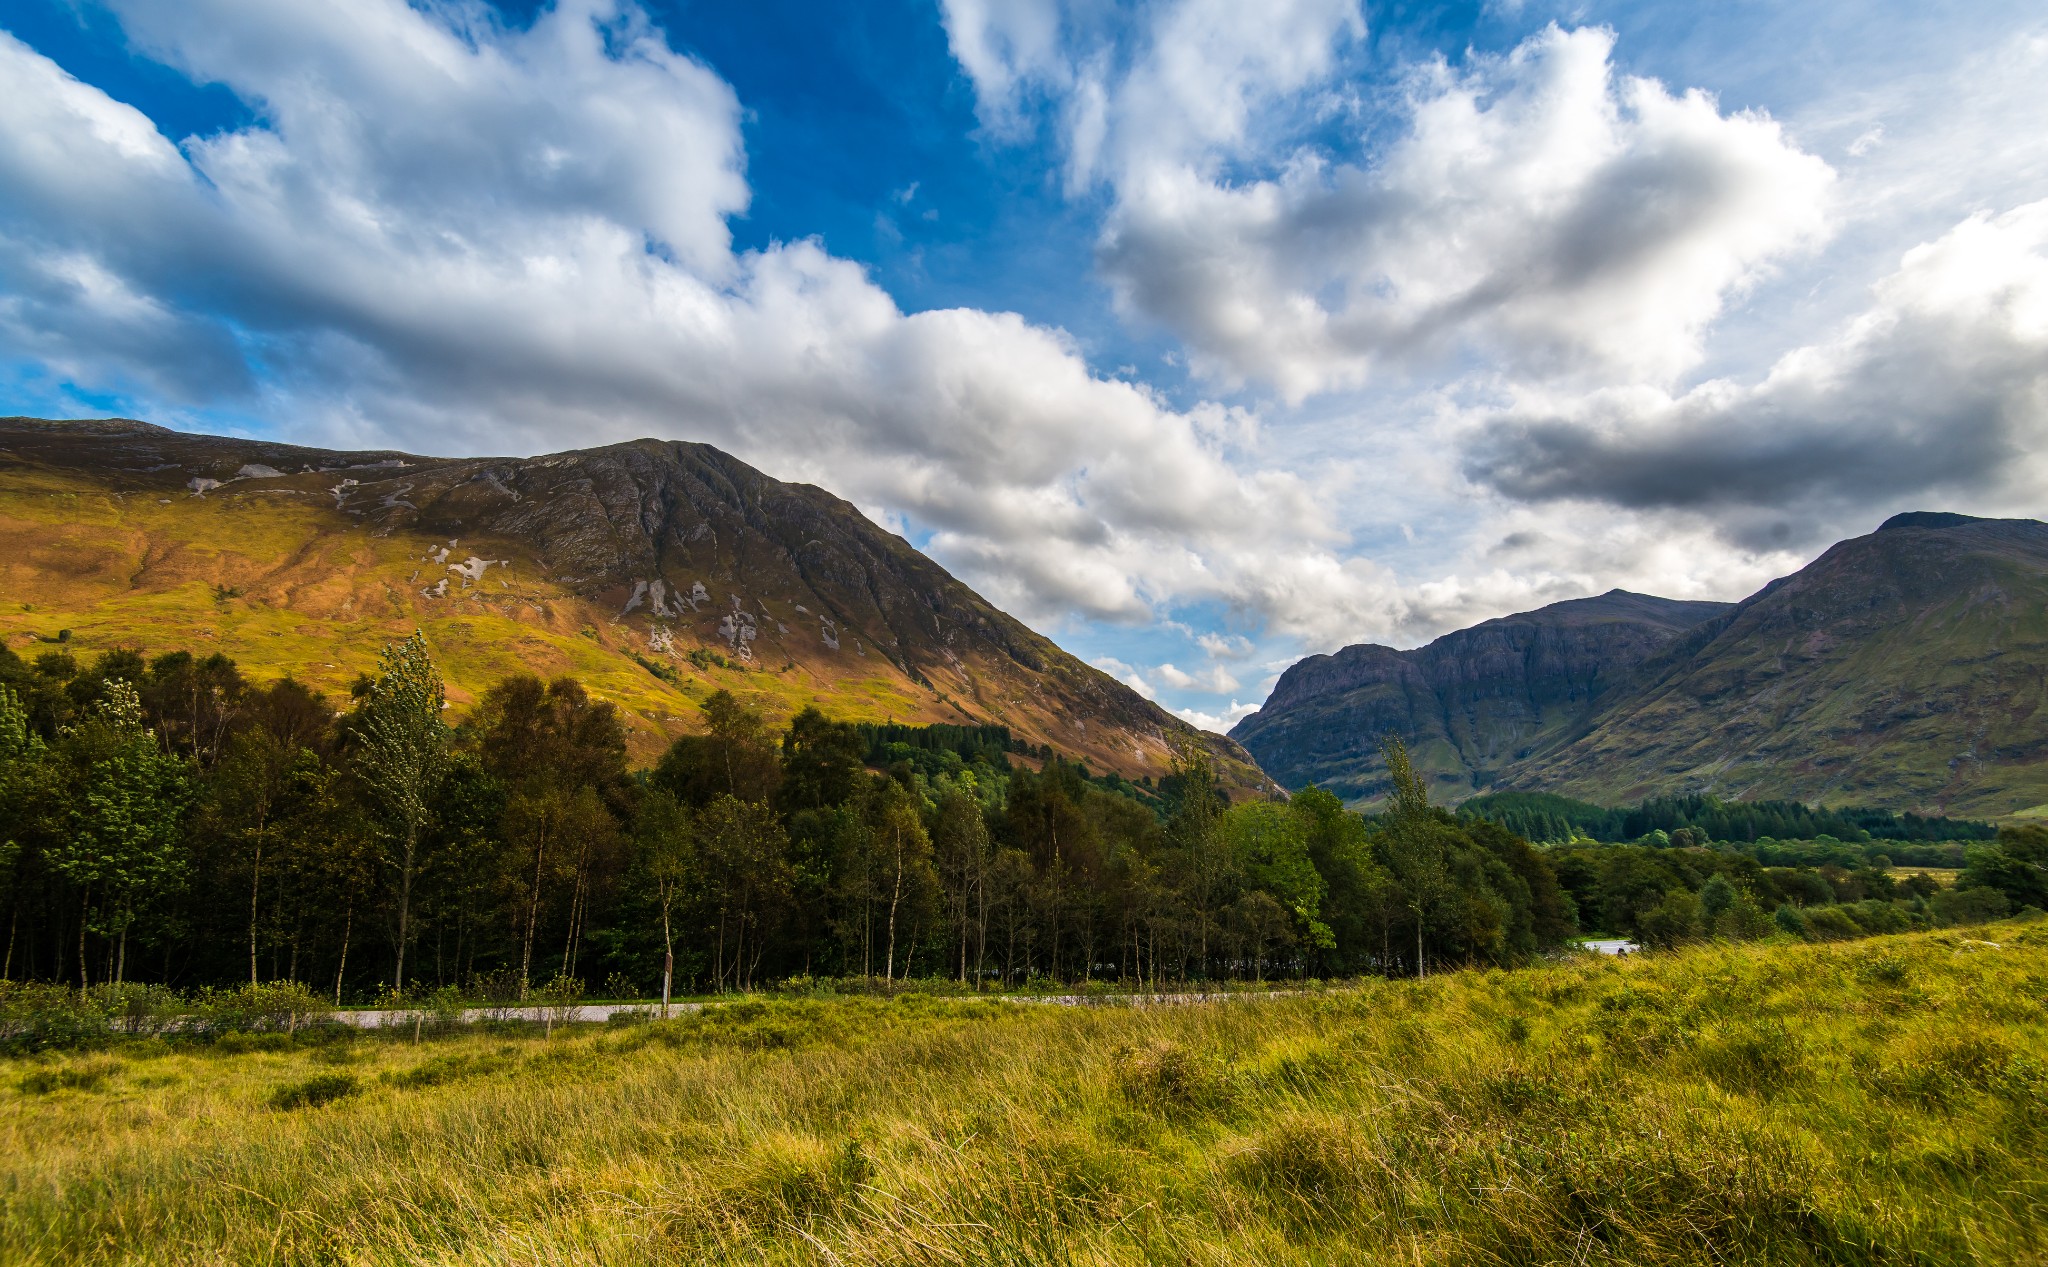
[
  {"xmin": 0, "ymin": 0, "xmax": 1396, "ymax": 639},
  {"xmin": 1154, "ymin": 662, "xmax": 1242, "ymax": 693},
  {"xmin": 1171, "ymin": 698, "xmax": 1263, "ymax": 734},
  {"xmin": 1463, "ymin": 201, "xmax": 2048, "ymax": 546},
  {"xmin": 943, "ymin": 11, "xmax": 1834, "ymax": 398}
]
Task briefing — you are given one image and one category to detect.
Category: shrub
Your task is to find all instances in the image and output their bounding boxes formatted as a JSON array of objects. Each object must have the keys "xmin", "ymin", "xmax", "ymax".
[
  {"xmin": 193, "ymin": 981, "xmax": 331, "ymax": 1037},
  {"xmin": 1931, "ymin": 885, "xmax": 2011, "ymax": 928},
  {"xmin": 96, "ymin": 983, "xmax": 181, "ymax": 1037},
  {"xmin": 1773, "ymin": 904, "xmax": 1807, "ymax": 937},
  {"xmin": 0, "ymin": 982, "xmax": 113, "ymax": 1054},
  {"xmin": 269, "ymin": 1073, "xmax": 360, "ymax": 1110},
  {"xmin": 1803, "ymin": 907, "xmax": 1861, "ymax": 941}
]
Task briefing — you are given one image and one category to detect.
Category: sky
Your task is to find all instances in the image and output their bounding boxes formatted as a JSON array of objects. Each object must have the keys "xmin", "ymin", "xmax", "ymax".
[{"xmin": 1, "ymin": 0, "xmax": 2045, "ymax": 733}]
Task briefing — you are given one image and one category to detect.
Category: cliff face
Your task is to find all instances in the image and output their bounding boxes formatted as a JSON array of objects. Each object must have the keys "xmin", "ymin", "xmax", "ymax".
[
  {"xmin": 1508, "ymin": 515, "xmax": 2048, "ymax": 817},
  {"xmin": 1234, "ymin": 591, "xmax": 1732, "ymax": 802},
  {"xmin": 0, "ymin": 417, "xmax": 1268, "ymax": 787}
]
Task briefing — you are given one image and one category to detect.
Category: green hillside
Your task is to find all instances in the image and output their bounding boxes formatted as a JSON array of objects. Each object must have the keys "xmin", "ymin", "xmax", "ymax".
[{"xmin": 1508, "ymin": 515, "xmax": 2048, "ymax": 817}]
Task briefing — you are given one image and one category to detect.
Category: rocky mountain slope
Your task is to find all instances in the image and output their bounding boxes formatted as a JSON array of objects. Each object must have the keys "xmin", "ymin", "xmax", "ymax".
[
  {"xmin": 1506, "ymin": 513, "xmax": 2048, "ymax": 817},
  {"xmin": 0, "ymin": 417, "xmax": 1267, "ymax": 787},
  {"xmin": 1230, "ymin": 591, "xmax": 1732, "ymax": 803},
  {"xmin": 1236, "ymin": 512, "xmax": 2048, "ymax": 817}
]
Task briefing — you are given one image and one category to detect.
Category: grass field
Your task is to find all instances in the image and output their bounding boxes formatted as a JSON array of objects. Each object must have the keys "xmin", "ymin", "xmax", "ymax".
[{"xmin": 4, "ymin": 924, "xmax": 2046, "ymax": 1265}]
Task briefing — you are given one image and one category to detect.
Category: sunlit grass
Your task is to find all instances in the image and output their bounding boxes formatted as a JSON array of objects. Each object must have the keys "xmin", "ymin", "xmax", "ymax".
[{"xmin": 5, "ymin": 923, "xmax": 2046, "ymax": 1264}]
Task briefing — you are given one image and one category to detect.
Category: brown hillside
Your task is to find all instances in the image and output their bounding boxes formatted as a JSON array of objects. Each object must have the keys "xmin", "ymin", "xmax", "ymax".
[{"xmin": 0, "ymin": 417, "xmax": 1268, "ymax": 789}]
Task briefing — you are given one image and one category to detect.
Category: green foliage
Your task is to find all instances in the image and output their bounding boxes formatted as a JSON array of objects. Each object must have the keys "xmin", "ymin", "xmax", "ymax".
[{"xmin": 1461, "ymin": 789, "xmax": 1994, "ymax": 845}]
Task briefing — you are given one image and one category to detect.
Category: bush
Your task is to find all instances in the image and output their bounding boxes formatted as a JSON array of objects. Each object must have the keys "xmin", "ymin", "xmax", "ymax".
[
  {"xmin": 96, "ymin": 983, "xmax": 182, "ymax": 1037},
  {"xmin": 0, "ymin": 982, "xmax": 113, "ymax": 1054},
  {"xmin": 1803, "ymin": 907, "xmax": 1861, "ymax": 941},
  {"xmin": 194, "ymin": 981, "xmax": 332, "ymax": 1037},
  {"xmin": 1773, "ymin": 905, "xmax": 1807, "ymax": 937},
  {"xmin": 1931, "ymin": 885, "xmax": 2011, "ymax": 928},
  {"xmin": 269, "ymin": 1073, "xmax": 360, "ymax": 1110}
]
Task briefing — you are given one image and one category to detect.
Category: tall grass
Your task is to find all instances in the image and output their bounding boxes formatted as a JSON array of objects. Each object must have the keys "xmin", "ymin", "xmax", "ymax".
[{"xmin": 4, "ymin": 923, "xmax": 2045, "ymax": 1264}]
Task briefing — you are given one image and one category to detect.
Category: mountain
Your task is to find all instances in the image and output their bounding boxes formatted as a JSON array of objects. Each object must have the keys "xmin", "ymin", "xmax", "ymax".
[
  {"xmin": 1236, "ymin": 513, "xmax": 2048, "ymax": 818},
  {"xmin": 0, "ymin": 416, "xmax": 1268, "ymax": 788},
  {"xmin": 1505, "ymin": 513, "xmax": 2048, "ymax": 817},
  {"xmin": 1231, "ymin": 590, "xmax": 1732, "ymax": 802}
]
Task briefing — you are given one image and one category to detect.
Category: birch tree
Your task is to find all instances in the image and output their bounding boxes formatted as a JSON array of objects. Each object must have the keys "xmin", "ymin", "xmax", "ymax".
[{"xmin": 353, "ymin": 631, "xmax": 446, "ymax": 992}]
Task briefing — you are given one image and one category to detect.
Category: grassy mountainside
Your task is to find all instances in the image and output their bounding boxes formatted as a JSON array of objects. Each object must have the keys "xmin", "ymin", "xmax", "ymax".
[
  {"xmin": 1231, "ymin": 591, "xmax": 1731, "ymax": 804},
  {"xmin": 4, "ymin": 925, "xmax": 2044, "ymax": 1264},
  {"xmin": 1509, "ymin": 515, "xmax": 2048, "ymax": 818},
  {"xmin": 0, "ymin": 417, "xmax": 1266, "ymax": 787}
]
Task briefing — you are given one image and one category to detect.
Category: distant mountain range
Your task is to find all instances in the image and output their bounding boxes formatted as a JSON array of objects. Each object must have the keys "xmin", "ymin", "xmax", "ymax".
[
  {"xmin": 1234, "ymin": 512, "xmax": 2048, "ymax": 818},
  {"xmin": 0, "ymin": 417, "xmax": 1268, "ymax": 790}
]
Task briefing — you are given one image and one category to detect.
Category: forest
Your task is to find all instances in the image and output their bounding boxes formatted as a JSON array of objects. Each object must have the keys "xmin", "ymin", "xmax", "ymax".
[{"xmin": 1, "ymin": 632, "xmax": 2038, "ymax": 1002}]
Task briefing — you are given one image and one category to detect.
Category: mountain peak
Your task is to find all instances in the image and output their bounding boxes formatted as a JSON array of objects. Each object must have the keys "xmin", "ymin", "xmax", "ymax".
[
  {"xmin": 0, "ymin": 416, "xmax": 1269, "ymax": 789},
  {"xmin": 1877, "ymin": 511, "xmax": 1993, "ymax": 532}
]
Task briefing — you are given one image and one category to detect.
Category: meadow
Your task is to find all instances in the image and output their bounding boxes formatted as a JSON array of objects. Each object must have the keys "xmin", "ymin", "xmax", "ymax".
[{"xmin": 3, "ymin": 923, "xmax": 2045, "ymax": 1266}]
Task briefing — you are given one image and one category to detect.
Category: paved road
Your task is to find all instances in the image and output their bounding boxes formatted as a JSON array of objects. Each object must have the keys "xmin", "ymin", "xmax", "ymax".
[{"xmin": 332, "ymin": 989, "xmax": 1312, "ymax": 1029}]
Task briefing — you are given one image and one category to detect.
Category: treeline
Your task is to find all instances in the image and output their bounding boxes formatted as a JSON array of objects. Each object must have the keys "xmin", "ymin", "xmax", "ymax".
[
  {"xmin": 0, "ymin": 637, "xmax": 1582, "ymax": 999},
  {"xmin": 1459, "ymin": 790, "xmax": 1994, "ymax": 847}
]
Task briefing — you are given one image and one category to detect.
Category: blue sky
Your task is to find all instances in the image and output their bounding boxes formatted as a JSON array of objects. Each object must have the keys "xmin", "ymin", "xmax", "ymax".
[{"xmin": 2, "ymin": 0, "xmax": 2045, "ymax": 731}]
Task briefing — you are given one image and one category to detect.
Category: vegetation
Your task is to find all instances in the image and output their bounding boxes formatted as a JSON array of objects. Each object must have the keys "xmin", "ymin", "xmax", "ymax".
[
  {"xmin": 1, "ymin": 639, "xmax": 1596, "ymax": 1000},
  {"xmin": 1, "ymin": 924, "xmax": 2043, "ymax": 1264},
  {"xmin": 1459, "ymin": 790, "xmax": 1995, "ymax": 847}
]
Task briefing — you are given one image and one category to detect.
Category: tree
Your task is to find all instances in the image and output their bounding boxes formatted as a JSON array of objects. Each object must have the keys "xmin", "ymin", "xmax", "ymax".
[
  {"xmin": 1699, "ymin": 873, "xmax": 1738, "ymax": 925},
  {"xmin": 0, "ymin": 684, "xmax": 46, "ymax": 980},
  {"xmin": 655, "ymin": 690, "xmax": 781, "ymax": 806},
  {"xmin": 1375, "ymin": 734, "xmax": 1452, "ymax": 977},
  {"xmin": 696, "ymin": 795, "xmax": 791, "ymax": 990},
  {"xmin": 1960, "ymin": 826, "xmax": 2048, "ymax": 911},
  {"xmin": 633, "ymin": 790, "xmax": 694, "ymax": 1017},
  {"xmin": 353, "ymin": 631, "xmax": 447, "ymax": 991},
  {"xmin": 51, "ymin": 682, "xmax": 188, "ymax": 984},
  {"xmin": 778, "ymin": 707, "xmax": 867, "ymax": 813},
  {"xmin": 931, "ymin": 783, "xmax": 991, "ymax": 984},
  {"xmin": 1164, "ymin": 740, "xmax": 1227, "ymax": 976},
  {"xmin": 871, "ymin": 780, "xmax": 937, "ymax": 984},
  {"xmin": 211, "ymin": 727, "xmax": 300, "ymax": 984}
]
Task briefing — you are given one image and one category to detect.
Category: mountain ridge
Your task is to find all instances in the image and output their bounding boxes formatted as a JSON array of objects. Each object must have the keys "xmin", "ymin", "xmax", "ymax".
[
  {"xmin": 0, "ymin": 416, "xmax": 1269, "ymax": 789},
  {"xmin": 1234, "ymin": 513, "xmax": 2048, "ymax": 816},
  {"xmin": 1232, "ymin": 589, "xmax": 1733, "ymax": 801}
]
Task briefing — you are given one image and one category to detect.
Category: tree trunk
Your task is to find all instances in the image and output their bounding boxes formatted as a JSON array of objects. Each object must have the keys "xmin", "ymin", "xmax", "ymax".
[
  {"xmin": 78, "ymin": 887, "xmax": 90, "ymax": 988},
  {"xmin": 249, "ymin": 837, "xmax": 263, "ymax": 986},
  {"xmin": 521, "ymin": 830, "xmax": 549, "ymax": 999},
  {"xmin": 334, "ymin": 901, "xmax": 353, "ymax": 1006},
  {"xmin": 394, "ymin": 822, "xmax": 417, "ymax": 991},
  {"xmin": 885, "ymin": 827, "xmax": 904, "ymax": 985},
  {"xmin": 661, "ymin": 903, "xmax": 674, "ymax": 1020}
]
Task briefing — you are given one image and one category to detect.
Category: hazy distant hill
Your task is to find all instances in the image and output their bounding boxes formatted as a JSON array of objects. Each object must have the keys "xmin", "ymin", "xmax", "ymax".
[
  {"xmin": 1230, "ymin": 591, "xmax": 1731, "ymax": 802},
  {"xmin": 1235, "ymin": 513, "xmax": 2048, "ymax": 817},
  {"xmin": 0, "ymin": 416, "xmax": 1268, "ymax": 788}
]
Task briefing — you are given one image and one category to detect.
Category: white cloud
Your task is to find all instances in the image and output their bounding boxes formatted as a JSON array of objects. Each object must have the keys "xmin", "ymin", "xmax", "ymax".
[
  {"xmin": 1195, "ymin": 631, "xmax": 1254, "ymax": 659},
  {"xmin": 1153, "ymin": 661, "xmax": 1242, "ymax": 693},
  {"xmin": 1171, "ymin": 699, "xmax": 1263, "ymax": 734},
  {"xmin": 0, "ymin": 1, "xmax": 1405, "ymax": 641},
  {"xmin": 1093, "ymin": 24, "xmax": 1835, "ymax": 398}
]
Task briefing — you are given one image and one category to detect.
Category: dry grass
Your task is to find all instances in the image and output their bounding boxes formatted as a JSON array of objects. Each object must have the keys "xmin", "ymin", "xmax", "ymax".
[{"xmin": 4, "ymin": 924, "xmax": 2046, "ymax": 1264}]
